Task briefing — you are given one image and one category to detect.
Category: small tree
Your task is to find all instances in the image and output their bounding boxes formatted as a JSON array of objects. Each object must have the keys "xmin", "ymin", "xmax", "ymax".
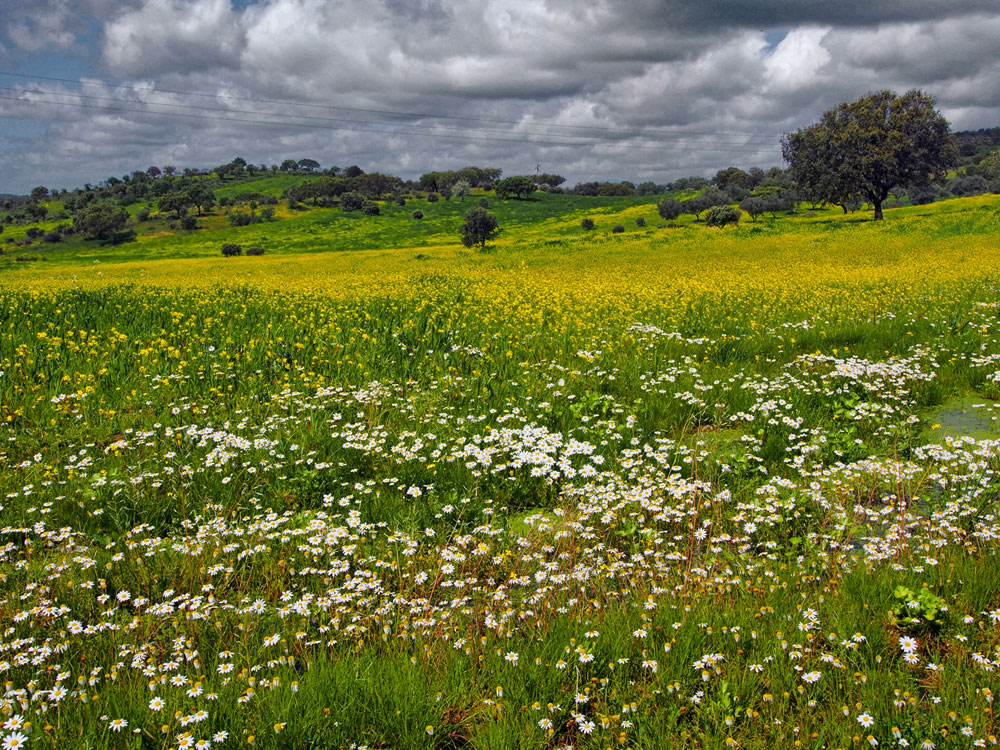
[
  {"xmin": 412, "ymin": 209, "xmax": 424, "ymax": 220},
  {"xmin": 739, "ymin": 196, "xmax": 766, "ymax": 222},
  {"xmin": 459, "ymin": 207, "xmax": 501, "ymax": 250},
  {"xmin": 74, "ymin": 204, "xmax": 130, "ymax": 241},
  {"xmin": 450, "ymin": 180, "xmax": 472, "ymax": 201},
  {"xmin": 657, "ymin": 197, "xmax": 681, "ymax": 221},
  {"xmin": 685, "ymin": 189, "xmax": 729, "ymax": 220},
  {"xmin": 581, "ymin": 218, "xmax": 595, "ymax": 230},
  {"xmin": 705, "ymin": 205, "xmax": 741, "ymax": 228},
  {"xmin": 636, "ymin": 216, "xmax": 646, "ymax": 227},
  {"xmin": 611, "ymin": 225, "xmax": 625, "ymax": 234},
  {"xmin": 221, "ymin": 243, "xmax": 242, "ymax": 257}
]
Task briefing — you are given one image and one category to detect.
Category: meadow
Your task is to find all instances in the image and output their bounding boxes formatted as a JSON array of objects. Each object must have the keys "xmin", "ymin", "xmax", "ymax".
[{"xmin": 2, "ymin": 191, "xmax": 1000, "ymax": 748}]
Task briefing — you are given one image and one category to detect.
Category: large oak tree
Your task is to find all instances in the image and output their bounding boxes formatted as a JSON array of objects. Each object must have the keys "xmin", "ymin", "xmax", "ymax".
[{"xmin": 782, "ymin": 90, "xmax": 956, "ymax": 220}]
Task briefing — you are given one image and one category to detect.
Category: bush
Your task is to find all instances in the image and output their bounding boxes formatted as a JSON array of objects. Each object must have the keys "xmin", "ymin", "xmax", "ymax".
[
  {"xmin": 657, "ymin": 197, "xmax": 681, "ymax": 221},
  {"xmin": 362, "ymin": 201, "xmax": 380, "ymax": 216},
  {"xmin": 227, "ymin": 211, "xmax": 256, "ymax": 227},
  {"xmin": 260, "ymin": 207, "xmax": 275, "ymax": 221},
  {"xmin": 611, "ymin": 225, "xmax": 625, "ymax": 234},
  {"xmin": 26, "ymin": 227, "xmax": 43, "ymax": 239},
  {"xmin": 43, "ymin": 232, "xmax": 61, "ymax": 243},
  {"xmin": 427, "ymin": 193, "xmax": 440, "ymax": 203},
  {"xmin": 581, "ymin": 218, "xmax": 595, "ymax": 230},
  {"xmin": 412, "ymin": 210, "xmax": 424, "ymax": 220},
  {"xmin": 340, "ymin": 192, "xmax": 365, "ymax": 212},
  {"xmin": 905, "ymin": 183, "xmax": 941, "ymax": 205},
  {"xmin": 136, "ymin": 208, "xmax": 150, "ymax": 222},
  {"xmin": 478, "ymin": 197, "xmax": 490, "ymax": 209},
  {"xmin": 949, "ymin": 175, "xmax": 989, "ymax": 197},
  {"xmin": 221, "ymin": 243, "xmax": 242, "ymax": 257},
  {"xmin": 396, "ymin": 197, "xmax": 406, "ymax": 206},
  {"xmin": 705, "ymin": 205, "xmax": 742, "ymax": 228},
  {"xmin": 181, "ymin": 216, "xmax": 198, "ymax": 230},
  {"xmin": 635, "ymin": 216, "xmax": 646, "ymax": 227},
  {"xmin": 246, "ymin": 246, "xmax": 265, "ymax": 256}
]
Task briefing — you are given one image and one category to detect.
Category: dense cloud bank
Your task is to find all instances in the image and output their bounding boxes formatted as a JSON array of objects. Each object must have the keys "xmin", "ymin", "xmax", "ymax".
[{"xmin": 2, "ymin": 0, "xmax": 1000, "ymax": 192}]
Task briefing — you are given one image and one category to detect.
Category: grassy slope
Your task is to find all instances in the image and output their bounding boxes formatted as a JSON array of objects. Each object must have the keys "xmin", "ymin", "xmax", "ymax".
[
  {"xmin": 3, "ymin": 173, "xmax": 999, "ymax": 272},
  {"xmin": 2, "ymin": 177, "xmax": 654, "ymax": 265}
]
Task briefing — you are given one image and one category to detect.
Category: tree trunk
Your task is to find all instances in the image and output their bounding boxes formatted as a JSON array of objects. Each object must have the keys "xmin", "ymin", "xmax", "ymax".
[{"xmin": 873, "ymin": 199, "xmax": 883, "ymax": 220}]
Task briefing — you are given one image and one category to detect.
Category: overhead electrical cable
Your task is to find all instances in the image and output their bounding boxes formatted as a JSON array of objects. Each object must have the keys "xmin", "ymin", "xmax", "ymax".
[
  {"xmin": 0, "ymin": 85, "xmax": 775, "ymax": 149},
  {"xmin": 0, "ymin": 93, "xmax": 780, "ymax": 155},
  {"xmin": 0, "ymin": 70, "xmax": 781, "ymax": 141}
]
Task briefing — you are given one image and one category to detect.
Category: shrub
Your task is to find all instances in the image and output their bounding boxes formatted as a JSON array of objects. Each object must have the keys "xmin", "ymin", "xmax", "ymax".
[
  {"xmin": 611, "ymin": 225, "xmax": 625, "ymax": 234},
  {"xmin": 181, "ymin": 216, "xmax": 198, "ymax": 230},
  {"xmin": 340, "ymin": 192, "xmax": 365, "ymax": 212},
  {"xmin": 905, "ymin": 183, "xmax": 940, "ymax": 205},
  {"xmin": 221, "ymin": 243, "xmax": 242, "ymax": 257},
  {"xmin": 260, "ymin": 207, "xmax": 275, "ymax": 221},
  {"xmin": 705, "ymin": 205, "xmax": 741, "ymax": 228},
  {"xmin": 635, "ymin": 216, "xmax": 646, "ymax": 227},
  {"xmin": 396, "ymin": 197, "xmax": 406, "ymax": 206},
  {"xmin": 227, "ymin": 211, "xmax": 254, "ymax": 227},
  {"xmin": 43, "ymin": 232, "xmax": 61, "ymax": 243},
  {"xmin": 246, "ymin": 246, "xmax": 265, "ymax": 256},
  {"xmin": 412, "ymin": 210, "xmax": 424, "ymax": 220},
  {"xmin": 657, "ymin": 197, "xmax": 681, "ymax": 221},
  {"xmin": 949, "ymin": 175, "xmax": 989, "ymax": 197},
  {"xmin": 26, "ymin": 227, "xmax": 43, "ymax": 239},
  {"xmin": 427, "ymin": 193, "xmax": 440, "ymax": 203},
  {"xmin": 217, "ymin": 197, "xmax": 232, "ymax": 207},
  {"xmin": 478, "ymin": 197, "xmax": 490, "ymax": 209},
  {"xmin": 136, "ymin": 208, "xmax": 150, "ymax": 222},
  {"xmin": 362, "ymin": 201, "xmax": 380, "ymax": 216},
  {"xmin": 581, "ymin": 218, "xmax": 595, "ymax": 230}
]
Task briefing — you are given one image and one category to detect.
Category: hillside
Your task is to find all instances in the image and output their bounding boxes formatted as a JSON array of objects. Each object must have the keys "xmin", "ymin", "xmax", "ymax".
[{"xmin": 4, "ymin": 163, "xmax": 1000, "ymax": 271}]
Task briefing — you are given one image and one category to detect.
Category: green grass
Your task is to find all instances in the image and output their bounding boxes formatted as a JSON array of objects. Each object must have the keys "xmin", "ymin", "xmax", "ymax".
[{"xmin": 2, "ymin": 191, "xmax": 1000, "ymax": 748}]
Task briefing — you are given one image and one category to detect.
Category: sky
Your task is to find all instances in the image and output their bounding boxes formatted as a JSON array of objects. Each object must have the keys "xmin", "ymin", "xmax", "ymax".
[{"xmin": 2, "ymin": 0, "xmax": 1000, "ymax": 194}]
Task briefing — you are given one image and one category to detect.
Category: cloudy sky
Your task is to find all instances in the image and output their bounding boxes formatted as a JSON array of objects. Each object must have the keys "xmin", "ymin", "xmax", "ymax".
[{"xmin": 2, "ymin": 0, "xmax": 1000, "ymax": 193}]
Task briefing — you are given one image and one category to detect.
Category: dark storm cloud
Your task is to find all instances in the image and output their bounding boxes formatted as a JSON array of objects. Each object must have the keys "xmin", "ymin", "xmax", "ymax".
[
  {"xmin": 620, "ymin": 0, "xmax": 1000, "ymax": 30},
  {"xmin": 2, "ymin": 0, "xmax": 1000, "ymax": 193}
]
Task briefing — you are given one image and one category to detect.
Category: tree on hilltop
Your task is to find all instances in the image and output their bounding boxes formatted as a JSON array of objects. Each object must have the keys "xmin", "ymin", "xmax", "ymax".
[{"xmin": 494, "ymin": 176, "xmax": 536, "ymax": 200}]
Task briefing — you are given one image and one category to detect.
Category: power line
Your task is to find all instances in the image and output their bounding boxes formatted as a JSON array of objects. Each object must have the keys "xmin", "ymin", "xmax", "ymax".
[
  {"xmin": 0, "ymin": 94, "xmax": 781, "ymax": 155},
  {"xmin": 0, "ymin": 85, "xmax": 776, "ymax": 150},
  {"xmin": 0, "ymin": 70, "xmax": 781, "ymax": 140}
]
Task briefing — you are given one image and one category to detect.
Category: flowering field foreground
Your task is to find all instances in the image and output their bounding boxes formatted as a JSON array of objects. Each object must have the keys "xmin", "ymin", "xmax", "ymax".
[{"xmin": 3, "ymin": 222, "xmax": 1000, "ymax": 748}]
